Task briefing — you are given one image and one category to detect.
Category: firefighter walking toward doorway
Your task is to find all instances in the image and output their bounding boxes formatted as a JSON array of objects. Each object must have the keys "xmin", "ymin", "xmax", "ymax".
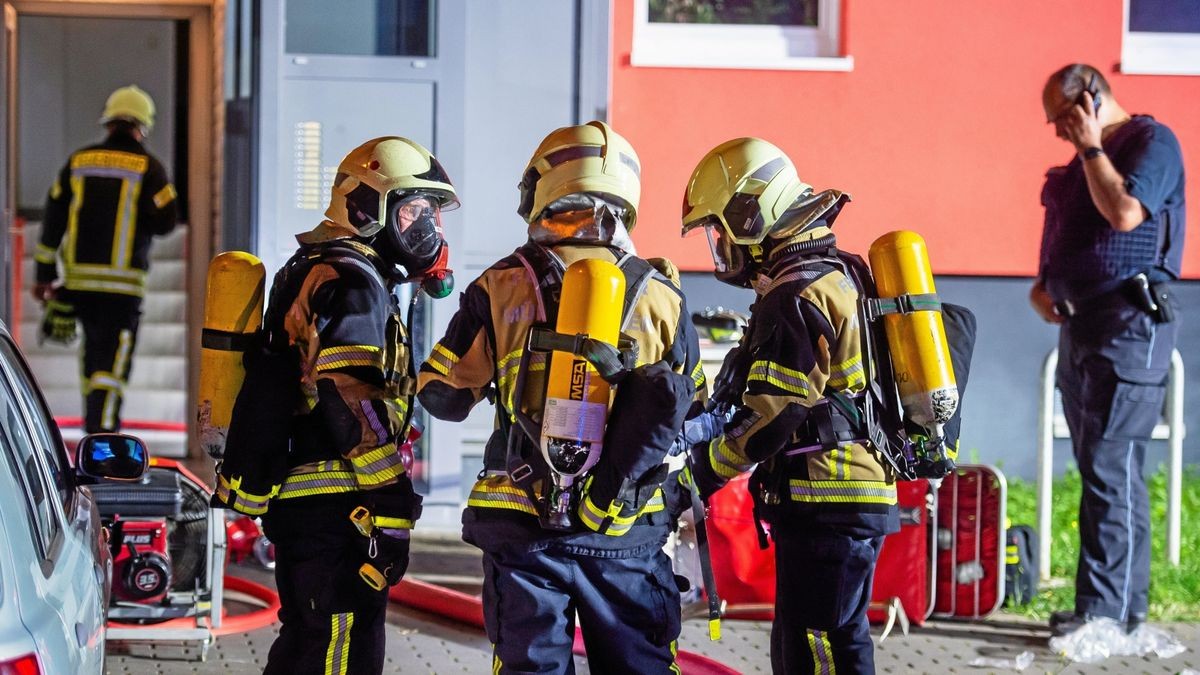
[
  {"xmin": 417, "ymin": 121, "xmax": 705, "ymax": 673},
  {"xmin": 680, "ymin": 138, "xmax": 899, "ymax": 674},
  {"xmin": 212, "ymin": 137, "xmax": 458, "ymax": 674},
  {"xmin": 33, "ymin": 85, "xmax": 178, "ymax": 432}
]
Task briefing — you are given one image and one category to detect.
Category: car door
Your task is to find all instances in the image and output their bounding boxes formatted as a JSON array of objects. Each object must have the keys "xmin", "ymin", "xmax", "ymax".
[{"xmin": 0, "ymin": 335, "xmax": 103, "ymax": 674}]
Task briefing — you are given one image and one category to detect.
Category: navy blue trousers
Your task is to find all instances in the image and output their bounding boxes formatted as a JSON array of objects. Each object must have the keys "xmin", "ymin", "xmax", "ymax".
[
  {"xmin": 1057, "ymin": 300, "xmax": 1175, "ymax": 622},
  {"xmin": 481, "ymin": 545, "xmax": 682, "ymax": 674},
  {"xmin": 771, "ymin": 529, "xmax": 884, "ymax": 675}
]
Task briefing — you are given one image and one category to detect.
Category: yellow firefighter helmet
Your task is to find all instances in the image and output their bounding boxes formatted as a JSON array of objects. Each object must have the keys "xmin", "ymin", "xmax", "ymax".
[
  {"xmin": 518, "ymin": 121, "xmax": 642, "ymax": 230},
  {"xmin": 682, "ymin": 137, "xmax": 848, "ymax": 287},
  {"xmin": 300, "ymin": 136, "xmax": 458, "ymax": 244},
  {"xmin": 100, "ymin": 85, "xmax": 156, "ymax": 131}
]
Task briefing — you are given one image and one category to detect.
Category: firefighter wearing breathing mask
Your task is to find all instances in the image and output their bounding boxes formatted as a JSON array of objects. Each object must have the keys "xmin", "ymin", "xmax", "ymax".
[
  {"xmin": 217, "ymin": 137, "xmax": 457, "ymax": 674},
  {"xmin": 416, "ymin": 121, "xmax": 705, "ymax": 673},
  {"xmin": 680, "ymin": 138, "xmax": 899, "ymax": 674}
]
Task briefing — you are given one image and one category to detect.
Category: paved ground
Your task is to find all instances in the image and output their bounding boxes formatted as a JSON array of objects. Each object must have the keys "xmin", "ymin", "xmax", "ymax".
[{"xmin": 106, "ymin": 537, "xmax": 1200, "ymax": 674}]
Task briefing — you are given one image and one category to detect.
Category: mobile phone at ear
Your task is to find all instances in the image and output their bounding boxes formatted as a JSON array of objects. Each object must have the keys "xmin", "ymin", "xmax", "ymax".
[{"xmin": 1076, "ymin": 73, "xmax": 1102, "ymax": 114}]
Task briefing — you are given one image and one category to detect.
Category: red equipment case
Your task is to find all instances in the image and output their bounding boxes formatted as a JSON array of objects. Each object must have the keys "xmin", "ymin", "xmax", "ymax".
[
  {"xmin": 704, "ymin": 473, "xmax": 776, "ymax": 620},
  {"xmin": 868, "ymin": 479, "xmax": 936, "ymax": 626},
  {"xmin": 932, "ymin": 464, "xmax": 1007, "ymax": 619}
]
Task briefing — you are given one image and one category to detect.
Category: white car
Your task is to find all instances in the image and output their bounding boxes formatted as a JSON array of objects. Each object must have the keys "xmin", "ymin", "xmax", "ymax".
[{"xmin": 0, "ymin": 322, "xmax": 146, "ymax": 674}]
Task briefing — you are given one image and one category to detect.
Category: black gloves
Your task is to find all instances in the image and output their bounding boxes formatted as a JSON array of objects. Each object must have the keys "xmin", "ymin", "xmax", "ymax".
[{"xmin": 40, "ymin": 299, "xmax": 78, "ymax": 345}]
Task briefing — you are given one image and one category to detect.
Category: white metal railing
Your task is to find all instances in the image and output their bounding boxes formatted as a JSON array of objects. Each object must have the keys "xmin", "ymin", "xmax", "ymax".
[{"xmin": 1037, "ymin": 348, "xmax": 1186, "ymax": 581}]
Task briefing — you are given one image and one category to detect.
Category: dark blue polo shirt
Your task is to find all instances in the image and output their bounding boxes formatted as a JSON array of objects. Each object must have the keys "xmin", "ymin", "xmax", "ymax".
[{"xmin": 1038, "ymin": 115, "xmax": 1186, "ymax": 303}]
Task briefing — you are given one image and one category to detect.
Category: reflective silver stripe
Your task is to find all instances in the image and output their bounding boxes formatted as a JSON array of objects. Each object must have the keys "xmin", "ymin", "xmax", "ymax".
[{"xmin": 71, "ymin": 166, "xmax": 143, "ymax": 181}]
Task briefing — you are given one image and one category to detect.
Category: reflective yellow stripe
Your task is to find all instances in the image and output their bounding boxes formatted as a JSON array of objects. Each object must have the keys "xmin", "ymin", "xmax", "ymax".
[
  {"xmin": 278, "ymin": 461, "xmax": 357, "ymax": 499},
  {"xmin": 112, "ymin": 177, "xmax": 131, "ymax": 267},
  {"xmin": 66, "ymin": 175, "xmax": 84, "ymax": 265},
  {"xmin": 669, "ymin": 640, "xmax": 681, "ymax": 674},
  {"xmin": 34, "ymin": 243, "xmax": 58, "ymax": 265},
  {"xmin": 578, "ymin": 485, "xmax": 666, "ymax": 536},
  {"xmin": 348, "ymin": 443, "xmax": 406, "ymax": 488},
  {"xmin": 71, "ymin": 149, "xmax": 149, "ymax": 174},
  {"xmin": 215, "ymin": 474, "xmax": 277, "ymax": 515},
  {"xmin": 827, "ymin": 354, "xmax": 865, "ymax": 391},
  {"xmin": 789, "ymin": 479, "xmax": 896, "ymax": 505},
  {"xmin": 426, "ymin": 343, "xmax": 459, "ymax": 376},
  {"xmin": 121, "ymin": 179, "xmax": 140, "ymax": 270},
  {"xmin": 152, "ymin": 183, "xmax": 177, "ymax": 208},
  {"xmin": 64, "ymin": 265, "xmax": 148, "ymax": 297},
  {"xmin": 325, "ymin": 612, "xmax": 353, "ymax": 675},
  {"xmin": 113, "ymin": 329, "xmax": 133, "ymax": 379},
  {"xmin": 748, "ymin": 360, "xmax": 810, "ymax": 397},
  {"xmin": 492, "ymin": 654, "xmax": 502, "ymax": 675},
  {"xmin": 691, "ymin": 361, "xmax": 706, "ymax": 388},
  {"xmin": 710, "ymin": 437, "xmax": 751, "ymax": 479},
  {"xmin": 371, "ymin": 516, "xmax": 414, "ymax": 530},
  {"xmin": 807, "ymin": 629, "xmax": 836, "ymax": 674},
  {"xmin": 467, "ymin": 476, "xmax": 538, "ymax": 516},
  {"xmin": 827, "ymin": 445, "xmax": 851, "ymax": 481},
  {"xmin": 316, "ymin": 345, "xmax": 382, "ymax": 372},
  {"xmin": 49, "ymin": 178, "xmax": 62, "ymax": 200}
]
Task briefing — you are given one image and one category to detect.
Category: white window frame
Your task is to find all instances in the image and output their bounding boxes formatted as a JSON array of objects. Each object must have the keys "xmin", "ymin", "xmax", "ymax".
[
  {"xmin": 631, "ymin": 0, "xmax": 852, "ymax": 72},
  {"xmin": 1121, "ymin": 0, "xmax": 1200, "ymax": 76}
]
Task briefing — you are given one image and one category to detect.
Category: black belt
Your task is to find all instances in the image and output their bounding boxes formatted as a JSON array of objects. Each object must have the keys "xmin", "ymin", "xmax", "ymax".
[{"xmin": 1054, "ymin": 274, "xmax": 1147, "ymax": 319}]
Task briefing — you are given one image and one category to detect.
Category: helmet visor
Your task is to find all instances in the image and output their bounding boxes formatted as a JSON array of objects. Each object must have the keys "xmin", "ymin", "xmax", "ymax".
[{"xmin": 701, "ymin": 220, "xmax": 736, "ymax": 274}]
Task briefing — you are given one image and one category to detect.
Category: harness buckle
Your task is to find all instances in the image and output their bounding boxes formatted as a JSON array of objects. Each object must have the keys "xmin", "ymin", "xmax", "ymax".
[{"xmin": 509, "ymin": 463, "xmax": 534, "ymax": 483}]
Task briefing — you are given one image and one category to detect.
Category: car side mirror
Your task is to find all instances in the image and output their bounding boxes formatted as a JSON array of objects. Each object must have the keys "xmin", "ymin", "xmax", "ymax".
[{"xmin": 76, "ymin": 433, "xmax": 149, "ymax": 481}]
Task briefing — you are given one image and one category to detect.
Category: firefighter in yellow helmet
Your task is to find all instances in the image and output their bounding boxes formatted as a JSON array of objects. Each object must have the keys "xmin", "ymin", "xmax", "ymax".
[
  {"xmin": 213, "ymin": 137, "xmax": 457, "ymax": 674},
  {"xmin": 417, "ymin": 121, "xmax": 705, "ymax": 673},
  {"xmin": 34, "ymin": 85, "xmax": 177, "ymax": 432},
  {"xmin": 680, "ymin": 137, "xmax": 898, "ymax": 674}
]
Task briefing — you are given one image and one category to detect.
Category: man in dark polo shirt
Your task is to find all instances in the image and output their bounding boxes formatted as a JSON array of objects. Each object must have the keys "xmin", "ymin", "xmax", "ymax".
[{"xmin": 1030, "ymin": 63, "xmax": 1185, "ymax": 635}]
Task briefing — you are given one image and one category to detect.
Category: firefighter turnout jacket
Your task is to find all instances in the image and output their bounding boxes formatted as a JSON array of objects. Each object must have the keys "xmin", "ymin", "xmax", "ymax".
[
  {"xmin": 38, "ymin": 132, "xmax": 177, "ymax": 297},
  {"xmin": 418, "ymin": 240, "xmax": 705, "ymax": 550},
  {"xmin": 216, "ymin": 240, "xmax": 420, "ymax": 531},
  {"xmin": 698, "ymin": 235, "xmax": 899, "ymax": 538}
]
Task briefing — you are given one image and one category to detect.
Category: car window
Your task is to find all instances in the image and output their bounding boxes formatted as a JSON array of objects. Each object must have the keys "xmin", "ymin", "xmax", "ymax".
[
  {"xmin": 0, "ymin": 369, "xmax": 61, "ymax": 559},
  {"xmin": 0, "ymin": 338, "xmax": 70, "ymax": 505}
]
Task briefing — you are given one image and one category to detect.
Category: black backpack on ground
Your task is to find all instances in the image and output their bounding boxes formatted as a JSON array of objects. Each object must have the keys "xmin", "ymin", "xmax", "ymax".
[{"xmin": 1004, "ymin": 524, "xmax": 1039, "ymax": 606}]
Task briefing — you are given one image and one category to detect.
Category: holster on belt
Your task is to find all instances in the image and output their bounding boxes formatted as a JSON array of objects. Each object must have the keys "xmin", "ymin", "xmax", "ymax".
[{"xmin": 1055, "ymin": 273, "xmax": 1176, "ymax": 324}]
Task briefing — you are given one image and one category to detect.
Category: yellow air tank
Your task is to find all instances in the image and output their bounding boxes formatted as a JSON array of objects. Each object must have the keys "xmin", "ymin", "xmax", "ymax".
[
  {"xmin": 198, "ymin": 252, "xmax": 265, "ymax": 459},
  {"xmin": 539, "ymin": 258, "xmax": 625, "ymax": 529},
  {"xmin": 868, "ymin": 231, "xmax": 958, "ymax": 429}
]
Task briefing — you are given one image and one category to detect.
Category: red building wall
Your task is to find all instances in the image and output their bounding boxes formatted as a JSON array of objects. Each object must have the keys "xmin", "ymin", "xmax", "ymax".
[{"xmin": 612, "ymin": 1, "xmax": 1200, "ymax": 277}]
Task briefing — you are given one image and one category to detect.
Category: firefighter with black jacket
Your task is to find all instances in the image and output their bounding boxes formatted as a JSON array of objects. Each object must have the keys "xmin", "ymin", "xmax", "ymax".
[
  {"xmin": 681, "ymin": 138, "xmax": 899, "ymax": 674},
  {"xmin": 417, "ymin": 121, "xmax": 705, "ymax": 673},
  {"xmin": 34, "ymin": 85, "xmax": 177, "ymax": 432},
  {"xmin": 213, "ymin": 137, "xmax": 457, "ymax": 673}
]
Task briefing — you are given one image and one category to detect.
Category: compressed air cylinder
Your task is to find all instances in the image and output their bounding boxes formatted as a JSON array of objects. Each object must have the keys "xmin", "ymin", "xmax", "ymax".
[
  {"xmin": 540, "ymin": 258, "xmax": 625, "ymax": 477},
  {"xmin": 868, "ymin": 231, "xmax": 958, "ymax": 428},
  {"xmin": 198, "ymin": 252, "xmax": 265, "ymax": 459}
]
